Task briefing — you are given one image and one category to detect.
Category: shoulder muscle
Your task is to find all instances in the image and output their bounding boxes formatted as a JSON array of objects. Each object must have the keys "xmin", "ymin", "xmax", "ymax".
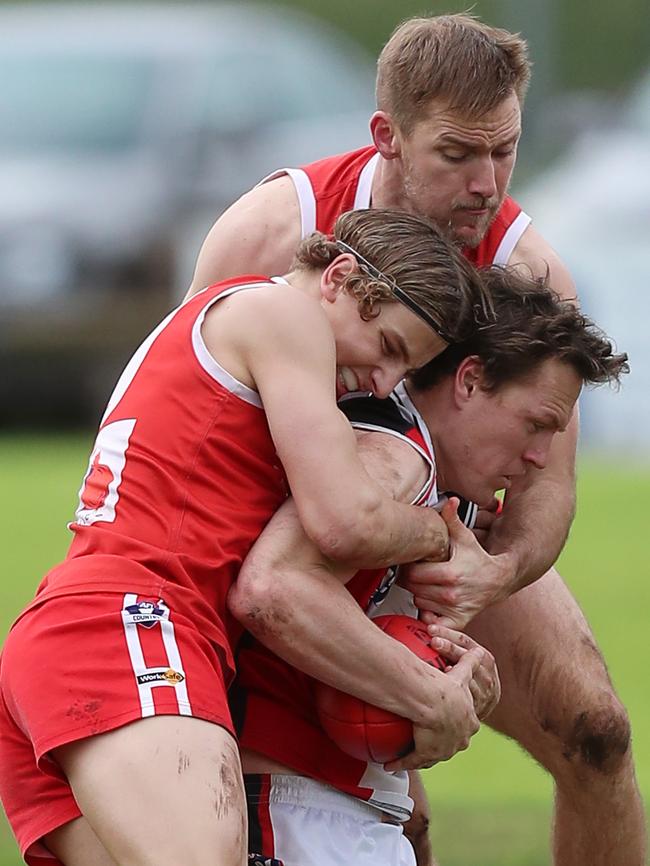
[
  {"xmin": 188, "ymin": 175, "xmax": 302, "ymax": 296},
  {"xmin": 509, "ymin": 223, "xmax": 578, "ymax": 305},
  {"xmin": 355, "ymin": 430, "xmax": 430, "ymax": 504}
]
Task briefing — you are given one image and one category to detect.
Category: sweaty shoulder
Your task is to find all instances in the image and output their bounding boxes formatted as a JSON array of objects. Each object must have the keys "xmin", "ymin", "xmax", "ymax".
[
  {"xmin": 509, "ymin": 223, "xmax": 578, "ymax": 304},
  {"xmin": 188, "ymin": 175, "xmax": 302, "ymax": 296}
]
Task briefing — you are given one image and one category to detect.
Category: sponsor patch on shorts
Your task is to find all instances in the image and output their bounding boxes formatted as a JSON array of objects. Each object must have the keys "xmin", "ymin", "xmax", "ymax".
[
  {"xmin": 136, "ymin": 668, "xmax": 185, "ymax": 686},
  {"xmin": 123, "ymin": 599, "xmax": 167, "ymax": 628}
]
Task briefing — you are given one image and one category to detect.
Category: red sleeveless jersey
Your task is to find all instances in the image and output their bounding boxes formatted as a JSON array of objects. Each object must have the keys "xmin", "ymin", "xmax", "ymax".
[
  {"xmin": 31, "ymin": 277, "xmax": 289, "ymax": 677},
  {"xmin": 233, "ymin": 384, "xmax": 449, "ymax": 820},
  {"xmin": 260, "ymin": 145, "xmax": 531, "ymax": 267}
]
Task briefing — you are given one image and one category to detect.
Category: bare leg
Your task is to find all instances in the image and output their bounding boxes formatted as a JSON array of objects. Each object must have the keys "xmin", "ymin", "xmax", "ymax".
[
  {"xmin": 468, "ymin": 567, "xmax": 647, "ymax": 866},
  {"xmin": 53, "ymin": 715, "xmax": 247, "ymax": 866},
  {"xmin": 405, "ymin": 770, "xmax": 440, "ymax": 866}
]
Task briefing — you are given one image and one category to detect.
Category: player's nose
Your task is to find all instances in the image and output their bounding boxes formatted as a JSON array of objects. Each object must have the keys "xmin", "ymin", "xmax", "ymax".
[
  {"xmin": 523, "ymin": 442, "xmax": 550, "ymax": 470},
  {"xmin": 468, "ymin": 156, "xmax": 497, "ymax": 199},
  {"xmin": 370, "ymin": 364, "xmax": 405, "ymax": 399}
]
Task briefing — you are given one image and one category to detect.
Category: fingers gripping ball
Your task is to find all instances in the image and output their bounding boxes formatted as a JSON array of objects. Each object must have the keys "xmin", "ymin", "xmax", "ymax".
[{"xmin": 315, "ymin": 615, "xmax": 446, "ymax": 764}]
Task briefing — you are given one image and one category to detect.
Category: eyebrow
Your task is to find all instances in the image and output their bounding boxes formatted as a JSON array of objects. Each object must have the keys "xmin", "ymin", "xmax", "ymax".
[
  {"xmin": 534, "ymin": 411, "xmax": 566, "ymax": 432},
  {"xmin": 438, "ymin": 133, "xmax": 520, "ymax": 148}
]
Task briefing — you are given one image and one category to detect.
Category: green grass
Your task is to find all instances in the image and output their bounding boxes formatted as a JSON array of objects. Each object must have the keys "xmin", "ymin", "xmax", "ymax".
[{"xmin": 0, "ymin": 436, "xmax": 648, "ymax": 865}]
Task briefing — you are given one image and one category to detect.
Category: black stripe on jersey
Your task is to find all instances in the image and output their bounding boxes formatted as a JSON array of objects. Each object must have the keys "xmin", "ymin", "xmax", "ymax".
[
  {"xmin": 441, "ymin": 491, "xmax": 479, "ymax": 529},
  {"xmin": 245, "ymin": 775, "xmax": 266, "ymax": 859},
  {"xmin": 339, "ymin": 393, "xmax": 411, "ymax": 434},
  {"xmin": 230, "ymin": 632, "xmax": 255, "ymax": 738}
]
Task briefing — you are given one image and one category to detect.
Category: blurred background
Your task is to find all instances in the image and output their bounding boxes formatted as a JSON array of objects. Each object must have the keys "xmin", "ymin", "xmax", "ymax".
[
  {"xmin": 1, "ymin": 0, "xmax": 649, "ymax": 443},
  {"xmin": 0, "ymin": 1, "xmax": 648, "ymax": 864}
]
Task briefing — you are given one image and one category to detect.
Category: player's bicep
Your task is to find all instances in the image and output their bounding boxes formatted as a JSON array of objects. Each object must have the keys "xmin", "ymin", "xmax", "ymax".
[
  {"xmin": 228, "ymin": 498, "xmax": 355, "ymax": 629},
  {"xmin": 354, "ymin": 430, "xmax": 430, "ymax": 503},
  {"xmin": 259, "ymin": 359, "xmax": 367, "ymax": 522},
  {"xmin": 248, "ymin": 309, "xmax": 368, "ymax": 505}
]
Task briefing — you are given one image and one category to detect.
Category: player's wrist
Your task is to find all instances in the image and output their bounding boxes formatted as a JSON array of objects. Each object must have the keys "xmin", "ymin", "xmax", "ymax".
[{"xmin": 490, "ymin": 550, "xmax": 520, "ymax": 601}]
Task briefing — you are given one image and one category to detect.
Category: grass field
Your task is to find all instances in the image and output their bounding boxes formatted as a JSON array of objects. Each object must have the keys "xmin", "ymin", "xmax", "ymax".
[{"xmin": 0, "ymin": 433, "xmax": 648, "ymax": 865}]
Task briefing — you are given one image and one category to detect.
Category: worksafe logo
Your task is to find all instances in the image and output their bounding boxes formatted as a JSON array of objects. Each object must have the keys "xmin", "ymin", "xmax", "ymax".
[{"xmin": 137, "ymin": 668, "xmax": 185, "ymax": 686}]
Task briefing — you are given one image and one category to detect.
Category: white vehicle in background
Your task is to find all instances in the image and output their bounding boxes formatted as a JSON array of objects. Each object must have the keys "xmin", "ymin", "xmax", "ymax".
[
  {"xmin": 516, "ymin": 69, "xmax": 650, "ymax": 451},
  {"xmin": 0, "ymin": 2, "xmax": 375, "ymax": 423}
]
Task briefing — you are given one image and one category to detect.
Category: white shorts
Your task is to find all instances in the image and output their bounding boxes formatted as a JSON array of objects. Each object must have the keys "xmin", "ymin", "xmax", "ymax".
[{"xmin": 245, "ymin": 774, "xmax": 416, "ymax": 866}]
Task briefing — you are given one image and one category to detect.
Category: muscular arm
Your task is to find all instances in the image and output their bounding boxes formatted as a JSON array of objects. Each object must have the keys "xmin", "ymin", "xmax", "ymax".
[
  {"xmin": 488, "ymin": 225, "xmax": 578, "ymax": 591},
  {"xmin": 229, "ymin": 431, "xmax": 497, "ymax": 766},
  {"xmin": 202, "ymin": 288, "xmax": 449, "ymax": 568},
  {"xmin": 187, "ymin": 176, "xmax": 301, "ymax": 296},
  {"xmin": 229, "ymin": 431, "xmax": 447, "ymax": 713}
]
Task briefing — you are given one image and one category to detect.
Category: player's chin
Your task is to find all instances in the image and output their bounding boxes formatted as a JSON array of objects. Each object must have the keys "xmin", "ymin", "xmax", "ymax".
[
  {"xmin": 452, "ymin": 223, "xmax": 489, "ymax": 248},
  {"xmin": 453, "ymin": 213, "xmax": 495, "ymax": 247}
]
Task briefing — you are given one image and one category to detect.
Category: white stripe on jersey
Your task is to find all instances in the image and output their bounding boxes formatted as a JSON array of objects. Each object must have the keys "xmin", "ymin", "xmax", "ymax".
[
  {"xmin": 493, "ymin": 210, "xmax": 532, "ymax": 265},
  {"xmin": 390, "ymin": 382, "xmax": 439, "ymax": 507},
  {"xmin": 347, "ymin": 420, "xmax": 436, "ymax": 507},
  {"xmin": 121, "ymin": 593, "xmax": 192, "ymax": 718},
  {"xmin": 101, "ymin": 307, "xmax": 181, "ymax": 424},
  {"xmin": 101, "ymin": 280, "xmax": 272, "ymax": 426},
  {"xmin": 353, "ymin": 153, "xmax": 379, "ymax": 211},
  {"xmin": 191, "ymin": 282, "xmax": 272, "ymax": 408},
  {"xmin": 257, "ymin": 167, "xmax": 316, "ymax": 238},
  {"xmin": 258, "ymin": 152, "xmax": 379, "ymax": 240}
]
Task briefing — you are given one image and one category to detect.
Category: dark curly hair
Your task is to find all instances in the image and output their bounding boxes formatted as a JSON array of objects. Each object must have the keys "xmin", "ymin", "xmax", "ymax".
[{"xmin": 409, "ymin": 266, "xmax": 628, "ymax": 392}]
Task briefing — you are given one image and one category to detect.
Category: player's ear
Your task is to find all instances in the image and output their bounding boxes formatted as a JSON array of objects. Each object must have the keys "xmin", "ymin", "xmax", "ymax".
[
  {"xmin": 320, "ymin": 254, "xmax": 358, "ymax": 302},
  {"xmin": 370, "ymin": 111, "xmax": 402, "ymax": 160},
  {"xmin": 453, "ymin": 356, "xmax": 485, "ymax": 405}
]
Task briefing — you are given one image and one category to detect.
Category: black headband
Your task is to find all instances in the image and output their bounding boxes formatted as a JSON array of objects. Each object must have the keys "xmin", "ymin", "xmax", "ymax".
[{"xmin": 335, "ymin": 240, "xmax": 450, "ymax": 343}]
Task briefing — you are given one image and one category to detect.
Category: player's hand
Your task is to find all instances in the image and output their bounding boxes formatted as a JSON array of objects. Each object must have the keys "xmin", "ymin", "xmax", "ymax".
[
  {"xmin": 386, "ymin": 642, "xmax": 492, "ymax": 772},
  {"xmin": 402, "ymin": 498, "xmax": 514, "ymax": 629},
  {"xmin": 428, "ymin": 624, "xmax": 500, "ymax": 720}
]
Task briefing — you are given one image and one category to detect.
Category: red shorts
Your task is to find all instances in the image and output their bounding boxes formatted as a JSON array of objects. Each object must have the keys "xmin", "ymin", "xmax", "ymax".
[{"xmin": 0, "ymin": 590, "xmax": 234, "ymax": 864}]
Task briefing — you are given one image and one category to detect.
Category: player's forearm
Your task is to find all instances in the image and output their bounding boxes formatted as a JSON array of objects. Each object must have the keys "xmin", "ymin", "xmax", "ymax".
[
  {"xmin": 312, "ymin": 498, "xmax": 449, "ymax": 569},
  {"xmin": 485, "ymin": 462, "xmax": 576, "ymax": 594},
  {"xmin": 228, "ymin": 564, "xmax": 448, "ymax": 725}
]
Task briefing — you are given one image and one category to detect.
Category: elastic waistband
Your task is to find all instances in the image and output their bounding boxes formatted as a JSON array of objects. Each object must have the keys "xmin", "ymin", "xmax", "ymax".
[{"xmin": 245, "ymin": 774, "xmax": 388, "ymax": 822}]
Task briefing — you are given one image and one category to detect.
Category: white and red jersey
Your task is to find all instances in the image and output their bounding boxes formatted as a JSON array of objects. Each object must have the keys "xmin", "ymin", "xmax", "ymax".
[
  {"xmin": 260, "ymin": 145, "xmax": 531, "ymax": 267},
  {"xmin": 30, "ymin": 276, "xmax": 290, "ymax": 678},
  {"xmin": 232, "ymin": 384, "xmax": 476, "ymax": 820}
]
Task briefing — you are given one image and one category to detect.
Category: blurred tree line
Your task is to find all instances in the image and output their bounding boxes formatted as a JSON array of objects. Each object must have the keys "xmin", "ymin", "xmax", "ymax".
[
  {"xmin": 274, "ymin": 0, "xmax": 649, "ymax": 92},
  {"xmin": 272, "ymin": 0, "xmax": 650, "ymax": 176}
]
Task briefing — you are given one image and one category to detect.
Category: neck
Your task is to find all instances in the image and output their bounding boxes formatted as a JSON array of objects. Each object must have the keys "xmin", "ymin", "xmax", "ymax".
[
  {"xmin": 282, "ymin": 268, "xmax": 321, "ymax": 299},
  {"xmin": 371, "ymin": 155, "xmax": 413, "ymax": 213}
]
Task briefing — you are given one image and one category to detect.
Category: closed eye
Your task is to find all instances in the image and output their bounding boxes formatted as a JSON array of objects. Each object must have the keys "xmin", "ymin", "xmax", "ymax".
[{"xmin": 381, "ymin": 335, "xmax": 399, "ymax": 358}]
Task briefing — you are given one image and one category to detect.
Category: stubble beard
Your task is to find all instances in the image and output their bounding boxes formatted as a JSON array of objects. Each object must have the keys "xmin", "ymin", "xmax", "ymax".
[{"xmin": 401, "ymin": 159, "xmax": 505, "ymax": 249}]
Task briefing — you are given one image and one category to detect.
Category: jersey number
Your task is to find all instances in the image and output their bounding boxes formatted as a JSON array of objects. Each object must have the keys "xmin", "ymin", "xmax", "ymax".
[{"xmin": 75, "ymin": 419, "xmax": 136, "ymax": 525}]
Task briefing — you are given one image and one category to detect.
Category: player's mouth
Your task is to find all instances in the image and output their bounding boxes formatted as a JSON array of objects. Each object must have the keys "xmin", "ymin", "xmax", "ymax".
[
  {"xmin": 336, "ymin": 366, "xmax": 360, "ymax": 398},
  {"xmin": 456, "ymin": 205, "xmax": 493, "ymax": 221},
  {"xmin": 453, "ymin": 199, "xmax": 497, "ymax": 224}
]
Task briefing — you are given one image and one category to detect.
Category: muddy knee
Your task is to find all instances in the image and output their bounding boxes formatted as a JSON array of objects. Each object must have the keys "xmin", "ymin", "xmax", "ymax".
[{"xmin": 562, "ymin": 697, "xmax": 631, "ymax": 775}]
